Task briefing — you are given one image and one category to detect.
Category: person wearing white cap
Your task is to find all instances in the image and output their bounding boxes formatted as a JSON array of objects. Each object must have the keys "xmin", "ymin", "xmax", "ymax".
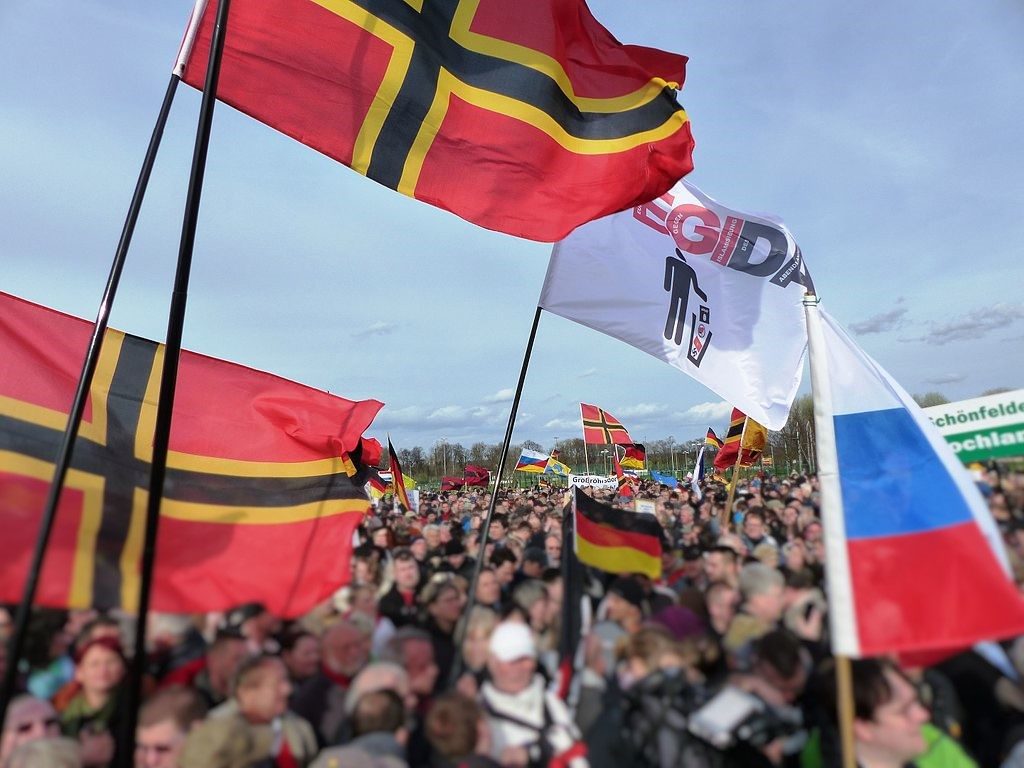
[{"xmin": 478, "ymin": 622, "xmax": 588, "ymax": 768}]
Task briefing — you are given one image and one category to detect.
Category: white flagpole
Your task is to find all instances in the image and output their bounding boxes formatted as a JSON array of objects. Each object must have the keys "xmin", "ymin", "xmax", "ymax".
[
  {"xmin": 580, "ymin": 405, "xmax": 591, "ymax": 474},
  {"xmin": 803, "ymin": 293, "xmax": 858, "ymax": 768},
  {"xmin": 173, "ymin": 0, "xmax": 210, "ymax": 77}
]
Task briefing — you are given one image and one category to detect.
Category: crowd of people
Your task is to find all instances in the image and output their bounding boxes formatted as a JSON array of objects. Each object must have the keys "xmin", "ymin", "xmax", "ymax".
[{"xmin": 2, "ymin": 467, "xmax": 1024, "ymax": 768}]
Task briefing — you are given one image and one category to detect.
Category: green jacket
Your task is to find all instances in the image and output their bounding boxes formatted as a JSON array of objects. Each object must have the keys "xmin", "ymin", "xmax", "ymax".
[
  {"xmin": 59, "ymin": 689, "xmax": 119, "ymax": 738},
  {"xmin": 800, "ymin": 723, "xmax": 977, "ymax": 768}
]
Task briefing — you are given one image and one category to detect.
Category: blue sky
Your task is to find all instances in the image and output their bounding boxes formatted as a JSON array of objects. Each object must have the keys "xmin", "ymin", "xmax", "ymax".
[{"xmin": 2, "ymin": 0, "xmax": 1022, "ymax": 453}]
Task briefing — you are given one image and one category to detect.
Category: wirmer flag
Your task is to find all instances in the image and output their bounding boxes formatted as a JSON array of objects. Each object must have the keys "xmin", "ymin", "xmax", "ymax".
[
  {"xmin": 0, "ymin": 292, "xmax": 381, "ymax": 617},
  {"xmin": 541, "ymin": 180, "xmax": 813, "ymax": 429},
  {"xmin": 807, "ymin": 304, "xmax": 1024, "ymax": 657},
  {"xmin": 175, "ymin": 0, "xmax": 694, "ymax": 242},
  {"xmin": 387, "ymin": 437, "xmax": 412, "ymax": 511},
  {"xmin": 573, "ymin": 487, "xmax": 661, "ymax": 579},
  {"xmin": 713, "ymin": 408, "xmax": 767, "ymax": 472},
  {"xmin": 580, "ymin": 403, "xmax": 634, "ymax": 445}
]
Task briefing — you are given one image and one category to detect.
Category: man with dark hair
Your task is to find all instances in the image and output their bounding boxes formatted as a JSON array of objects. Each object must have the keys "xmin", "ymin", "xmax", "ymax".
[
  {"xmin": 603, "ymin": 576, "xmax": 648, "ymax": 635},
  {"xmin": 487, "ymin": 514, "xmax": 509, "ymax": 549},
  {"xmin": 380, "ymin": 548, "xmax": 422, "ymax": 629},
  {"xmin": 816, "ymin": 658, "xmax": 931, "ymax": 768},
  {"xmin": 135, "ymin": 686, "xmax": 207, "ymax": 768},
  {"xmin": 517, "ymin": 548, "xmax": 547, "ymax": 583},
  {"xmin": 490, "ymin": 549, "xmax": 518, "ymax": 598},
  {"xmin": 748, "ymin": 630, "xmax": 810, "ymax": 704},
  {"xmin": 444, "ymin": 539, "xmax": 475, "ymax": 581},
  {"xmin": 311, "ymin": 690, "xmax": 408, "ymax": 768},
  {"xmin": 425, "ymin": 692, "xmax": 499, "ymax": 768},
  {"xmin": 740, "ymin": 509, "xmax": 780, "ymax": 555},
  {"xmin": 160, "ymin": 630, "xmax": 249, "ymax": 709},
  {"xmin": 703, "ymin": 546, "xmax": 741, "ymax": 589}
]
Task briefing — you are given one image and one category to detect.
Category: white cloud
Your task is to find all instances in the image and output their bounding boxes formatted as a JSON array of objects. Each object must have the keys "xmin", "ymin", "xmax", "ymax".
[
  {"xmin": 576, "ymin": 368, "xmax": 597, "ymax": 379},
  {"xmin": 616, "ymin": 403, "xmax": 669, "ymax": 419},
  {"xmin": 672, "ymin": 401, "xmax": 732, "ymax": 425},
  {"xmin": 904, "ymin": 304, "xmax": 1024, "ymax": 345},
  {"xmin": 375, "ymin": 403, "xmax": 499, "ymax": 430},
  {"xmin": 544, "ymin": 417, "xmax": 580, "ymax": 431},
  {"xmin": 351, "ymin": 321, "xmax": 397, "ymax": 339},
  {"xmin": 924, "ymin": 373, "xmax": 967, "ymax": 385},
  {"xmin": 850, "ymin": 306, "xmax": 908, "ymax": 335},
  {"xmin": 482, "ymin": 388, "xmax": 515, "ymax": 403}
]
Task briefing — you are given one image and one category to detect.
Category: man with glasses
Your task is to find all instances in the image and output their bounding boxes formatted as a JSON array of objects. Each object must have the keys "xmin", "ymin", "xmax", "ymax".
[
  {"xmin": 134, "ymin": 687, "xmax": 206, "ymax": 768},
  {"xmin": 0, "ymin": 695, "xmax": 61, "ymax": 763}
]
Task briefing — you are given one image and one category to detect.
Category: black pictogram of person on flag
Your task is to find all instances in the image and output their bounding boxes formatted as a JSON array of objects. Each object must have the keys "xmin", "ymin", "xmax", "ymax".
[{"xmin": 663, "ymin": 248, "xmax": 708, "ymax": 344}]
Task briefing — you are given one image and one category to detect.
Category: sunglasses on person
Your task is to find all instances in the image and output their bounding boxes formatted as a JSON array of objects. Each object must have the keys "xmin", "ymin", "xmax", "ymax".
[
  {"xmin": 135, "ymin": 742, "xmax": 175, "ymax": 755},
  {"xmin": 14, "ymin": 716, "xmax": 59, "ymax": 734}
]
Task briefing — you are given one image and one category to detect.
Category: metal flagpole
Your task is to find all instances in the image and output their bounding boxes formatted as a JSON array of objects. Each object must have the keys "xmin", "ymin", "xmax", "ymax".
[
  {"xmin": 450, "ymin": 306, "xmax": 543, "ymax": 685},
  {"xmin": 581, "ymin": 409, "xmax": 591, "ymax": 475},
  {"xmin": 0, "ymin": 73, "xmax": 180, "ymax": 725},
  {"xmin": 117, "ymin": 1, "xmax": 233, "ymax": 764},
  {"xmin": 803, "ymin": 292, "xmax": 858, "ymax": 768}
]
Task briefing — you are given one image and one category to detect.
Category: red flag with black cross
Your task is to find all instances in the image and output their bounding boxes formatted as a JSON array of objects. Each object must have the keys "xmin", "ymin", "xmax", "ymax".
[
  {"xmin": 0, "ymin": 292, "xmax": 380, "ymax": 618},
  {"xmin": 175, "ymin": 0, "xmax": 694, "ymax": 242},
  {"xmin": 580, "ymin": 403, "xmax": 634, "ymax": 445}
]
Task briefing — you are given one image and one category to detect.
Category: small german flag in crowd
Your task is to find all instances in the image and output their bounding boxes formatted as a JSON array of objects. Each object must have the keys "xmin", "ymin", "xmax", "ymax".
[{"xmin": 572, "ymin": 487, "xmax": 662, "ymax": 579}]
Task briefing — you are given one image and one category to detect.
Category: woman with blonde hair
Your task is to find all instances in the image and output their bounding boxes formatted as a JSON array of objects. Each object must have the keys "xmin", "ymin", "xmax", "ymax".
[{"xmin": 458, "ymin": 607, "xmax": 499, "ymax": 687}]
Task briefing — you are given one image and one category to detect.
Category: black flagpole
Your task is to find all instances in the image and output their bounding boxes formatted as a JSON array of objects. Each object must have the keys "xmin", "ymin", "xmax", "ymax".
[
  {"xmin": 450, "ymin": 305, "xmax": 543, "ymax": 685},
  {"xmin": 117, "ymin": 1, "xmax": 232, "ymax": 764},
  {"xmin": 0, "ymin": 73, "xmax": 180, "ymax": 726}
]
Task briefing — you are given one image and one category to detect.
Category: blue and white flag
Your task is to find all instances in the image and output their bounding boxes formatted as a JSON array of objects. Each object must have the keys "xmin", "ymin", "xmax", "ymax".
[
  {"xmin": 691, "ymin": 445, "xmax": 706, "ymax": 501},
  {"xmin": 808, "ymin": 304, "xmax": 1024, "ymax": 657}
]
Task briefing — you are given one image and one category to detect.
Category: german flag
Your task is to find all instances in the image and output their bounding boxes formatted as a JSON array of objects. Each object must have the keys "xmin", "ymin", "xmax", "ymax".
[
  {"xmin": 705, "ymin": 428, "xmax": 723, "ymax": 449},
  {"xmin": 620, "ymin": 443, "xmax": 646, "ymax": 470},
  {"xmin": 573, "ymin": 487, "xmax": 661, "ymax": 579},
  {"xmin": 387, "ymin": 437, "xmax": 412, "ymax": 511},
  {"xmin": 365, "ymin": 468, "xmax": 388, "ymax": 499},
  {"xmin": 580, "ymin": 403, "xmax": 633, "ymax": 445},
  {"xmin": 0, "ymin": 292, "xmax": 380, "ymax": 617},
  {"xmin": 713, "ymin": 408, "xmax": 768, "ymax": 472},
  {"xmin": 176, "ymin": 0, "xmax": 694, "ymax": 242}
]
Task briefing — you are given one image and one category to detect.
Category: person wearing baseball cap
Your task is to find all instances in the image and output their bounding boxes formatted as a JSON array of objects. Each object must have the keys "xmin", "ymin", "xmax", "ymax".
[{"xmin": 479, "ymin": 622, "xmax": 588, "ymax": 768}]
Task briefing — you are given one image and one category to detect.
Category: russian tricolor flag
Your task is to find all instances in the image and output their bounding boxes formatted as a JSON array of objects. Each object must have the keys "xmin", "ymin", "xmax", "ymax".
[{"xmin": 807, "ymin": 303, "xmax": 1024, "ymax": 657}]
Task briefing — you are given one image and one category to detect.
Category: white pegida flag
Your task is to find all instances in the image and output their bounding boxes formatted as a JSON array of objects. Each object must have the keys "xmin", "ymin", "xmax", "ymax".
[{"xmin": 540, "ymin": 180, "xmax": 813, "ymax": 430}]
